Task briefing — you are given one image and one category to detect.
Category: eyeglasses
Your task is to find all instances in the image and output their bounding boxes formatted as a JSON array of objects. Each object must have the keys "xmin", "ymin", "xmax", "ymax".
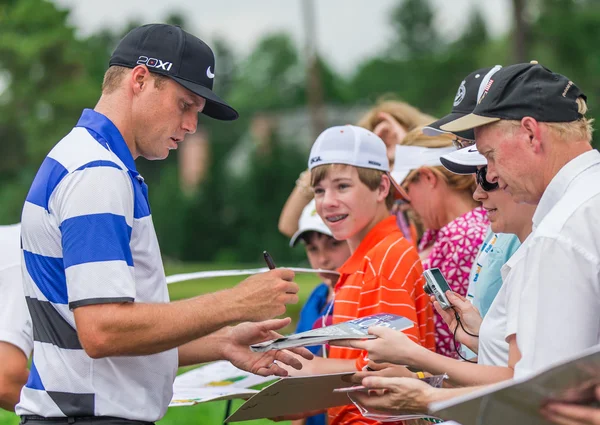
[
  {"xmin": 452, "ymin": 136, "xmax": 476, "ymax": 150},
  {"xmin": 475, "ymin": 166, "xmax": 499, "ymax": 192}
]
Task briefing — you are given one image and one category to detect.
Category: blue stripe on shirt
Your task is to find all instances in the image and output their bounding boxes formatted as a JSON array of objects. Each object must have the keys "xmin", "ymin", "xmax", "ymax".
[
  {"xmin": 61, "ymin": 213, "xmax": 133, "ymax": 268},
  {"xmin": 25, "ymin": 157, "xmax": 69, "ymax": 210},
  {"xmin": 25, "ymin": 360, "xmax": 45, "ymax": 390},
  {"xmin": 23, "ymin": 251, "xmax": 68, "ymax": 305},
  {"xmin": 75, "ymin": 160, "xmax": 122, "ymax": 172}
]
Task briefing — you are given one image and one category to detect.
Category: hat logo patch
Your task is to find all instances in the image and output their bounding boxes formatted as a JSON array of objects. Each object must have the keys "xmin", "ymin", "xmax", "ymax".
[
  {"xmin": 368, "ymin": 160, "xmax": 382, "ymax": 167},
  {"xmin": 137, "ymin": 56, "xmax": 173, "ymax": 71},
  {"xmin": 310, "ymin": 156, "xmax": 322, "ymax": 164},
  {"xmin": 207, "ymin": 66, "xmax": 215, "ymax": 79},
  {"xmin": 453, "ymin": 80, "xmax": 466, "ymax": 106},
  {"xmin": 562, "ymin": 81, "xmax": 573, "ymax": 97},
  {"xmin": 478, "ymin": 79, "xmax": 494, "ymax": 104}
]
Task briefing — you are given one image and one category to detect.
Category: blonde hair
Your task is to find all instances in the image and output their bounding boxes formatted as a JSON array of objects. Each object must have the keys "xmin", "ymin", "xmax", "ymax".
[
  {"xmin": 357, "ymin": 99, "xmax": 436, "ymax": 134},
  {"xmin": 311, "ymin": 164, "xmax": 395, "ymax": 209},
  {"xmin": 401, "ymin": 127, "xmax": 477, "ymax": 194},
  {"xmin": 101, "ymin": 66, "xmax": 170, "ymax": 94}
]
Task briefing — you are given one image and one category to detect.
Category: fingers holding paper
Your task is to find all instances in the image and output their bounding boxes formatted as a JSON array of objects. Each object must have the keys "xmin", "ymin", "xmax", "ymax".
[{"xmin": 332, "ymin": 326, "xmax": 422, "ymax": 365}]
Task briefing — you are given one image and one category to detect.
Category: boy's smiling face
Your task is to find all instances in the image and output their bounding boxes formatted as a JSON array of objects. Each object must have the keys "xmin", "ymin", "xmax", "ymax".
[{"xmin": 313, "ymin": 165, "xmax": 386, "ymax": 247}]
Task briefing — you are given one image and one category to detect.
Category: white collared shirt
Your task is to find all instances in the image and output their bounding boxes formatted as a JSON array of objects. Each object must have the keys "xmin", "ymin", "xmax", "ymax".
[{"xmin": 502, "ymin": 150, "xmax": 600, "ymax": 378}]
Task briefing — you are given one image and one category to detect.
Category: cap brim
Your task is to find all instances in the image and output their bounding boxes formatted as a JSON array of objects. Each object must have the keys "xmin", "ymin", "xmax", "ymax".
[
  {"xmin": 387, "ymin": 172, "xmax": 410, "ymax": 202},
  {"xmin": 172, "ymin": 76, "xmax": 239, "ymax": 121},
  {"xmin": 423, "ymin": 112, "xmax": 475, "ymax": 141},
  {"xmin": 440, "ymin": 113, "xmax": 499, "ymax": 132},
  {"xmin": 289, "ymin": 228, "xmax": 330, "ymax": 247},
  {"xmin": 439, "ymin": 146, "xmax": 487, "ymax": 175}
]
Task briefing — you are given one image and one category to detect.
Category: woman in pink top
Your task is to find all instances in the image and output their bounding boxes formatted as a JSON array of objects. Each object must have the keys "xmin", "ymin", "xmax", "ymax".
[{"xmin": 395, "ymin": 128, "xmax": 489, "ymax": 358}]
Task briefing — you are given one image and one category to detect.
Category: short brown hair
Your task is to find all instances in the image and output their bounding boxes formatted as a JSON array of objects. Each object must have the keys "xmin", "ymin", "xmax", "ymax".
[
  {"xmin": 357, "ymin": 99, "xmax": 436, "ymax": 134},
  {"xmin": 310, "ymin": 164, "xmax": 395, "ymax": 209},
  {"xmin": 401, "ymin": 127, "xmax": 477, "ymax": 194},
  {"xmin": 101, "ymin": 66, "xmax": 170, "ymax": 94}
]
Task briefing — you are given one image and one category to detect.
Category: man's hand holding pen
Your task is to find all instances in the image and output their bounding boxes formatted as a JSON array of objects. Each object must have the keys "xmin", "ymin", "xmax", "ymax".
[{"xmin": 230, "ymin": 251, "xmax": 299, "ymax": 322}]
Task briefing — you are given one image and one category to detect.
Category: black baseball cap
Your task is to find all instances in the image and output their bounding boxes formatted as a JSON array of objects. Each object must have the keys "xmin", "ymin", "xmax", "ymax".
[
  {"xmin": 441, "ymin": 61, "xmax": 586, "ymax": 132},
  {"xmin": 109, "ymin": 24, "xmax": 238, "ymax": 121},
  {"xmin": 423, "ymin": 66, "xmax": 502, "ymax": 141}
]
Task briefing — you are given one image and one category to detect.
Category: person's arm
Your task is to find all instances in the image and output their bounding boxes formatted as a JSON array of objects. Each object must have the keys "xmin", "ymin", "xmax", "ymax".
[
  {"xmin": 541, "ymin": 385, "xmax": 600, "ymax": 425},
  {"xmin": 338, "ymin": 327, "xmax": 513, "ymax": 387},
  {"xmin": 278, "ymin": 170, "xmax": 313, "ymax": 238},
  {"xmin": 350, "ymin": 376, "xmax": 489, "ymax": 415},
  {"xmin": 277, "ymin": 354, "xmax": 357, "ymax": 377},
  {"xmin": 178, "ymin": 318, "xmax": 314, "ymax": 376},
  {"xmin": 0, "ymin": 342, "xmax": 28, "ymax": 411},
  {"xmin": 0, "ymin": 265, "xmax": 32, "ymax": 411},
  {"xmin": 56, "ymin": 168, "xmax": 299, "ymax": 359},
  {"xmin": 74, "ymin": 269, "xmax": 299, "ymax": 358}
]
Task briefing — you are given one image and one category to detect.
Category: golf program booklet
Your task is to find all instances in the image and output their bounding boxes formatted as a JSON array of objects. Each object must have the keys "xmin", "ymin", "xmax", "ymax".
[
  {"xmin": 250, "ymin": 313, "xmax": 413, "ymax": 352},
  {"xmin": 429, "ymin": 344, "xmax": 600, "ymax": 425},
  {"xmin": 170, "ymin": 361, "xmax": 275, "ymax": 407}
]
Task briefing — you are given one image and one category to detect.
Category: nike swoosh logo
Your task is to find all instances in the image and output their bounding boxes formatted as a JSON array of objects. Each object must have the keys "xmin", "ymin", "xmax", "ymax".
[
  {"xmin": 468, "ymin": 148, "xmax": 478, "ymax": 153},
  {"xmin": 206, "ymin": 66, "xmax": 215, "ymax": 79}
]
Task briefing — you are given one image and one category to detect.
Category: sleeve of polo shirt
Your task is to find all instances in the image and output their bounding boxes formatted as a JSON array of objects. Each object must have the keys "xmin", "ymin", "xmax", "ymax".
[
  {"xmin": 508, "ymin": 236, "xmax": 600, "ymax": 377},
  {"xmin": 0, "ymin": 265, "xmax": 33, "ymax": 357},
  {"xmin": 52, "ymin": 165, "xmax": 136, "ymax": 310}
]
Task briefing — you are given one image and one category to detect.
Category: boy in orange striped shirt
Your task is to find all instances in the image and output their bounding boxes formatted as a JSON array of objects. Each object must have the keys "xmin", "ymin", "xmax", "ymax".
[{"xmin": 295, "ymin": 125, "xmax": 435, "ymax": 425}]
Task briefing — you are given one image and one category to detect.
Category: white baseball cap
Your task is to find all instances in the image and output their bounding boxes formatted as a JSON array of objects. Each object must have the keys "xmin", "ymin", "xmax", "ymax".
[
  {"xmin": 289, "ymin": 199, "xmax": 333, "ymax": 247},
  {"xmin": 308, "ymin": 125, "xmax": 410, "ymax": 200},
  {"xmin": 308, "ymin": 125, "xmax": 390, "ymax": 172},
  {"xmin": 439, "ymin": 145, "xmax": 487, "ymax": 174},
  {"xmin": 391, "ymin": 145, "xmax": 457, "ymax": 184}
]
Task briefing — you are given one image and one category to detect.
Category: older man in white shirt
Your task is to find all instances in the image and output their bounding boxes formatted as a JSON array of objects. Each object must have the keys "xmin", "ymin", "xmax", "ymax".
[
  {"xmin": 0, "ymin": 223, "xmax": 32, "ymax": 411},
  {"xmin": 442, "ymin": 61, "xmax": 599, "ymax": 380}
]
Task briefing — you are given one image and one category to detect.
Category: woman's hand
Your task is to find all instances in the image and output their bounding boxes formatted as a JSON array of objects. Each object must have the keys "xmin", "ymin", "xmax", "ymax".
[
  {"xmin": 332, "ymin": 326, "xmax": 424, "ymax": 366},
  {"xmin": 433, "ymin": 291, "xmax": 482, "ymax": 353}
]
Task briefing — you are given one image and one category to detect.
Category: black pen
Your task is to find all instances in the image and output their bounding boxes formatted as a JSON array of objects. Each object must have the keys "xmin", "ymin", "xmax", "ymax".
[{"xmin": 263, "ymin": 251, "xmax": 277, "ymax": 270}]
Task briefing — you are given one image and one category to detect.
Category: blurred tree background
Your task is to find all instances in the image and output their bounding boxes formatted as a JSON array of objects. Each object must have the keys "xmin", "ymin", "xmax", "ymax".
[{"xmin": 1, "ymin": 0, "xmax": 599, "ymax": 264}]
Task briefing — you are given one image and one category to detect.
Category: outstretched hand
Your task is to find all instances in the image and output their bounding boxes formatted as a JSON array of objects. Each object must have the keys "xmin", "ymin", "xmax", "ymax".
[{"xmin": 223, "ymin": 318, "xmax": 313, "ymax": 377}]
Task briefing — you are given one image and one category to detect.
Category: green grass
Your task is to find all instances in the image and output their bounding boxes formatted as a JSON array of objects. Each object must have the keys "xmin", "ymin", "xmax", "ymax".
[{"xmin": 0, "ymin": 262, "xmax": 320, "ymax": 425}]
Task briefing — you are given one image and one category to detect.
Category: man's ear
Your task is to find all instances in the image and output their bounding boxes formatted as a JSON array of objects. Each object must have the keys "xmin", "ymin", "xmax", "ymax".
[
  {"xmin": 521, "ymin": 117, "xmax": 543, "ymax": 154},
  {"xmin": 378, "ymin": 173, "xmax": 392, "ymax": 202},
  {"xmin": 130, "ymin": 65, "xmax": 151, "ymax": 94}
]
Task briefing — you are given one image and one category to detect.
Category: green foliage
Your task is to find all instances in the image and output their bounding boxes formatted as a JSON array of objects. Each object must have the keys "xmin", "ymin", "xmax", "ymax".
[{"xmin": 388, "ymin": 0, "xmax": 442, "ymax": 59}]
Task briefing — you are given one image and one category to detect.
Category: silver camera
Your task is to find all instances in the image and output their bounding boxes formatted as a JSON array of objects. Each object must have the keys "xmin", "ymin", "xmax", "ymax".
[{"xmin": 423, "ymin": 268, "xmax": 452, "ymax": 310}]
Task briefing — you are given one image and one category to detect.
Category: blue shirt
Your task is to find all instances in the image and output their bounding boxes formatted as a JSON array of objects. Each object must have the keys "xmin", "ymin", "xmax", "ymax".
[{"xmin": 467, "ymin": 229, "xmax": 521, "ymax": 317}]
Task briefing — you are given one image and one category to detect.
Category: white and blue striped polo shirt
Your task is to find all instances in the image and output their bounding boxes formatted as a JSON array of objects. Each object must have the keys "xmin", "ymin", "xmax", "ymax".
[{"xmin": 17, "ymin": 109, "xmax": 178, "ymax": 421}]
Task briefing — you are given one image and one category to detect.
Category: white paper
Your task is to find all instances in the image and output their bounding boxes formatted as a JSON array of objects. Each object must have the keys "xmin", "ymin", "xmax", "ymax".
[
  {"xmin": 429, "ymin": 344, "xmax": 600, "ymax": 425},
  {"xmin": 166, "ymin": 267, "xmax": 339, "ymax": 284},
  {"xmin": 170, "ymin": 361, "xmax": 276, "ymax": 407}
]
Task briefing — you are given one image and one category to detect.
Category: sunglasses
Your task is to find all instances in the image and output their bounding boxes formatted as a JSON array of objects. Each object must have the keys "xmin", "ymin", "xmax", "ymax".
[
  {"xmin": 475, "ymin": 166, "xmax": 499, "ymax": 192},
  {"xmin": 452, "ymin": 136, "xmax": 476, "ymax": 150}
]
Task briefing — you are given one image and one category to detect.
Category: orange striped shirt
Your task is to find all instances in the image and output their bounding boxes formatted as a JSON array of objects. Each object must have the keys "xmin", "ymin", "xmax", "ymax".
[{"xmin": 328, "ymin": 216, "xmax": 435, "ymax": 425}]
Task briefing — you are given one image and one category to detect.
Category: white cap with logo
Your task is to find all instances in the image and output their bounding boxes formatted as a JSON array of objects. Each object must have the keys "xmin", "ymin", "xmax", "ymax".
[
  {"xmin": 307, "ymin": 125, "xmax": 410, "ymax": 200},
  {"xmin": 391, "ymin": 145, "xmax": 457, "ymax": 184},
  {"xmin": 308, "ymin": 125, "xmax": 390, "ymax": 172},
  {"xmin": 289, "ymin": 199, "xmax": 333, "ymax": 247}
]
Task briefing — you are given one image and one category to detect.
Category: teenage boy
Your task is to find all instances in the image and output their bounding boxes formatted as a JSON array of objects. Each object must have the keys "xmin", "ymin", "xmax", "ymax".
[{"xmin": 297, "ymin": 125, "xmax": 435, "ymax": 425}]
